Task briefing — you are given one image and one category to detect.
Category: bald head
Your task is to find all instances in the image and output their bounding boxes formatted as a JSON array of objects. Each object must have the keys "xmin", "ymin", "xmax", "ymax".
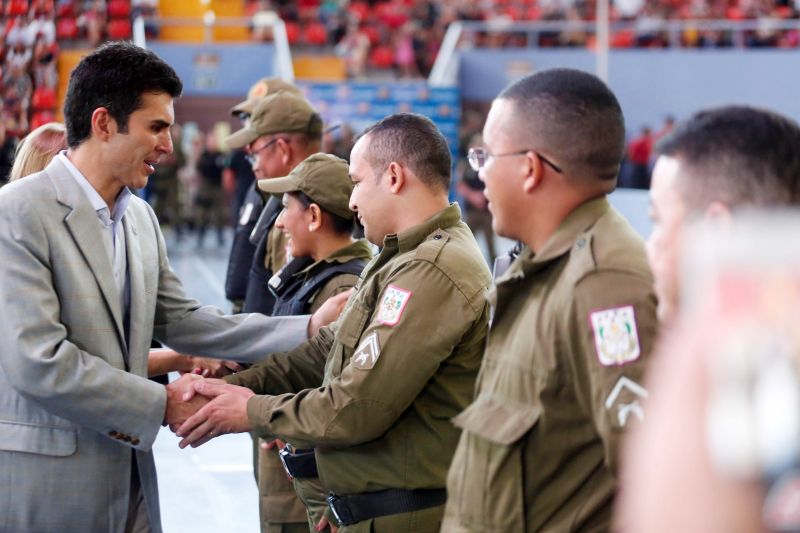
[
  {"xmin": 498, "ymin": 68, "xmax": 625, "ymax": 186},
  {"xmin": 657, "ymin": 106, "xmax": 800, "ymax": 210}
]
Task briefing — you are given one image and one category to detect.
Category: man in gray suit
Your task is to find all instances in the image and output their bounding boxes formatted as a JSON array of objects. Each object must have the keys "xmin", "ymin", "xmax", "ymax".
[{"xmin": 0, "ymin": 42, "xmax": 334, "ymax": 532}]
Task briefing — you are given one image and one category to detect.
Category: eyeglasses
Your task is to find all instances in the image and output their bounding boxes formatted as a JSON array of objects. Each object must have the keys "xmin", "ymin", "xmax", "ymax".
[
  {"xmin": 467, "ymin": 147, "xmax": 562, "ymax": 174},
  {"xmin": 245, "ymin": 137, "xmax": 288, "ymax": 165}
]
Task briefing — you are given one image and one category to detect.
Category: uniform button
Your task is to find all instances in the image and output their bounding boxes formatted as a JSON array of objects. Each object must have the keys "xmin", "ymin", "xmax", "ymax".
[
  {"xmin": 576, "ymin": 238, "xmax": 586, "ymax": 248},
  {"xmin": 131, "ymin": 437, "xmax": 140, "ymax": 446},
  {"xmin": 433, "ymin": 234, "xmax": 442, "ymax": 240}
]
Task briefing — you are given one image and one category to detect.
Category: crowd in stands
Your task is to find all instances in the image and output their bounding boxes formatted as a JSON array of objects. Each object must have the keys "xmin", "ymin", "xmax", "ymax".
[{"xmin": 247, "ymin": 0, "xmax": 800, "ymax": 77}]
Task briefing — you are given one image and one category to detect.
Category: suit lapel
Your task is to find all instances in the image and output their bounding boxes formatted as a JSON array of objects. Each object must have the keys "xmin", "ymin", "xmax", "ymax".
[
  {"xmin": 124, "ymin": 213, "xmax": 147, "ymax": 376},
  {"xmin": 49, "ymin": 158, "xmax": 128, "ymax": 353}
]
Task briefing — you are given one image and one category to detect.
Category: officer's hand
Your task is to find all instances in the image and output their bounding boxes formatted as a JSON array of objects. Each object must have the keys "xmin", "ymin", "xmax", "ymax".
[
  {"xmin": 176, "ymin": 381, "xmax": 254, "ymax": 448},
  {"xmin": 308, "ymin": 289, "xmax": 353, "ymax": 337},
  {"xmin": 186, "ymin": 357, "xmax": 244, "ymax": 378},
  {"xmin": 261, "ymin": 438, "xmax": 286, "ymax": 450},
  {"xmin": 315, "ymin": 515, "xmax": 338, "ymax": 533}
]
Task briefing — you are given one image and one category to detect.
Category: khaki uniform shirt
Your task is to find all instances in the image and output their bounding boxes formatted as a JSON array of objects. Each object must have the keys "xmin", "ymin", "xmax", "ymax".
[
  {"xmin": 266, "ymin": 225, "xmax": 288, "ymax": 273},
  {"xmin": 442, "ymin": 197, "xmax": 658, "ymax": 532},
  {"xmin": 256, "ymin": 239, "xmax": 373, "ymax": 530},
  {"xmin": 228, "ymin": 204, "xmax": 491, "ymax": 525}
]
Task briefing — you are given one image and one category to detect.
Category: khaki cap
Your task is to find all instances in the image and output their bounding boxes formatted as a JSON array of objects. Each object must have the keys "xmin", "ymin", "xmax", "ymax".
[
  {"xmin": 257, "ymin": 153, "xmax": 353, "ymax": 220},
  {"xmin": 230, "ymin": 77, "xmax": 302, "ymax": 117},
  {"xmin": 226, "ymin": 92, "xmax": 323, "ymax": 149}
]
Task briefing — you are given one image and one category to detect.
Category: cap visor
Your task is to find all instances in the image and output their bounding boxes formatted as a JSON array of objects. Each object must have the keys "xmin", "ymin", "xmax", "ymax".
[
  {"xmin": 230, "ymin": 97, "xmax": 258, "ymax": 117},
  {"xmin": 257, "ymin": 175, "xmax": 299, "ymax": 194},
  {"xmin": 225, "ymin": 127, "xmax": 259, "ymax": 149}
]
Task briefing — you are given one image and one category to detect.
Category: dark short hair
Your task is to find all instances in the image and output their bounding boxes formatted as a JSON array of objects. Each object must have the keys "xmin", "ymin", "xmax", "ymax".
[
  {"xmin": 657, "ymin": 106, "xmax": 800, "ymax": 208},
  {"xmin": 359, "ymin": 113, "xmax": 451, "ymax": 191},
  {"xmin": 291, "ymin": 191, "xmax": 355, "ymax": 236},
  {"xmin": 498, "ymin": 68, "xmax": 625, "ymax": 184},
  {"xmin": 64, "ymin": 41, "xmax": 183, "ymax": 148}
]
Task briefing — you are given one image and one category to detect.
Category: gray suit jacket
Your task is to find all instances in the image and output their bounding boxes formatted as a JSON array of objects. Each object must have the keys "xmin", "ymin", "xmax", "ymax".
[{"xmin": 0, "ymin": 158, "xmax": 309, "ymax": 532}]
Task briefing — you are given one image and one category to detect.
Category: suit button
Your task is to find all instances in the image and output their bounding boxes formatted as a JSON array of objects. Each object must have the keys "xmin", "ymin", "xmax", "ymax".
[
  {"xmin": 109, "ymin": 430, "xmax": 119, "ymax": 438},
  {"xmin": 122, "ymin": 435, "xmax": 132, "ymax": 442},
  {"xmin": 131, "ymin": 437, "xmax": 140, "ymax": 446}
]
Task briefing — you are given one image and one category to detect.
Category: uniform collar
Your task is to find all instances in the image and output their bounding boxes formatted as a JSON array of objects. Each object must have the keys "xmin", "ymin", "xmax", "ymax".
[
  {"xmin": 383, "ymin": 203, "xmax": 462, "ymax": 255},
  {"xmin": 500, "ymin": 196, "xmax": 610, "ymax": 282},
  {"xmin": 296, "ymin": 239, "xmax": 373, "ymax": 277}
]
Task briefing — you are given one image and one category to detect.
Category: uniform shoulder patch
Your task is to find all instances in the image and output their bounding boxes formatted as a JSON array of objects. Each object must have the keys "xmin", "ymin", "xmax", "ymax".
[
  {"xmin": 376, "ymin": 285, "xmax": 412, "ymax": 326},
  {"xmin": 352, "ymin": 332, "xmax": 381, "ymax": 370},
  {"xmin": 589, "ymin": 305, "xmax": 641, "ymax": 366}
]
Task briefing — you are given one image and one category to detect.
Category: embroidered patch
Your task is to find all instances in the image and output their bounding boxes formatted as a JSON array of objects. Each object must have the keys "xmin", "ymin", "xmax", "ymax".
[
  {"xmin": 376, "ymin": 285, "xmax": 412, "ymax": 326},
  {"xmin": 352, "ymin": 332, "xmax": 381, "ymax": 370},
  {"xmin": 605, "ymin": 376, "xmax": 648, "ymax": 427},
  {"xmin": 590, "ymin": 305, "xmax": 641, "ymax": 366}
]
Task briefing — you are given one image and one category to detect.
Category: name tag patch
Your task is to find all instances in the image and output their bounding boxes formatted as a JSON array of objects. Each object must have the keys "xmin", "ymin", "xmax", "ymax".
[
  {"xmin": 377, "ymin": 285, "xmax": 412, "ymax": 326},
  {"xmin": 590, "ymin": 305, "xmax": 641, "ymax": 366}
]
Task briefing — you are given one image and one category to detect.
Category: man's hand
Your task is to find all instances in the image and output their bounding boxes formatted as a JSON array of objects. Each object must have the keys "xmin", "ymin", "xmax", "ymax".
[
  {"xmin": 185, "ymin": 357, "xmax": 244, "ymax": 378},
  {"xmin": 308, "ymin": 288, "xmax": 353, "ymax": 337},
  {"xmin": 175, "ymin": 381, "xmax": 255, "ymax": 449},
  {"xmin": 164, "ymin": 374, "xmax": 208, "ymax": 428}
]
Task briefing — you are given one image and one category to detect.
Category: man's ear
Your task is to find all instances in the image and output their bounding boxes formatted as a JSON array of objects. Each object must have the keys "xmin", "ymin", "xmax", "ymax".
[
  {"xmin": 91, "ymin": 107, "xmax": 115, "ymax": 141},
  {"xmin": 386, "ymin": 161, "xmax": 406, "ymax": 194},
  {"xmin": 521, "ymin": 150, "xmax": 545, "ymax": 194},
  {"xmin": 703, "ymin": 201, "xmax": 733, "ymax": 227}
]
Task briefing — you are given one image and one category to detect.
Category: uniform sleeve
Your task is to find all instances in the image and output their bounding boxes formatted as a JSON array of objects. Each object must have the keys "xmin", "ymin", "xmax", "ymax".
[
  {"xmin": 308, "ymin": 273, "xmax": 360, "ymax": 314},
  {"xmin": 0, "ymin": 193, "xmax": 166, "ymax": 450},
  {"xmin": 567, "ymin": 269, "xmax": 659, "ymax": 474},
  {"xmin": 225, "ymin": 325, "xmax": 335, "ymax": 394},
  {"xmin": 247, "ymin": 260, "xmax": 483, "ymax": 448}
]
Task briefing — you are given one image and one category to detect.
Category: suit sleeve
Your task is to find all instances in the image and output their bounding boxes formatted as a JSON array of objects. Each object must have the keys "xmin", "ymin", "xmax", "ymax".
[
  {"xmin": 567, "ymin": 269, "xmax": 659, "ymax": 474},
  {"xmin": 146, "ymin": 206, "xmax": 311, "ymax": 363},
  {"xmin": 225, "ymin": 325, "xmax": 334, "ymax": 394},
  {"xmin": 0, "ymin": 193, "xmax": 166, "ymax": 450},
  {"xmin": 246, "ymin": 260, "xmax": 482, "ymax": 448}
]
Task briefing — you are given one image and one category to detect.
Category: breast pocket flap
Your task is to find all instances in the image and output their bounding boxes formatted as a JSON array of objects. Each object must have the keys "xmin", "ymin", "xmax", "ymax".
[{"xmin": 452, "ymin": 396, "xmax": 541, "ymax": 446}]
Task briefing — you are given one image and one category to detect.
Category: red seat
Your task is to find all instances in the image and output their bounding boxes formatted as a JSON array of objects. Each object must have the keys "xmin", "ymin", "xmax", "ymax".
[
  {"xmin": 347, "ymin": 1, "xmax": 370, "ymax": 21},
  {"xmin": 31, "ymin": 0, "xmax": 54, "ymax": 15},
  {"xmin": 304, "ymin": 22, "xmax": 327, "ymax": 45},
  {"xmin": 30, "ymin": 110, "xmax": 56, "ymax": 130},
  {"xmin": 107, "ymin": 18, "xmax": 132, "ymax": 40},
  {"xmin": 31, "ymin": 86, "xmax": 57, "ymax": 110},
  {"xmin": 362, "ymin": 25, "xmax": 381, "ymax": 46},
  {"xmin": 107, "ymin": 0, "xmax": 131, "ymax": 18},
  {"xmin": 5, "ymin": 0, "xmax": 29, "ymax": 16},
  {"xmin": 284, "ymin": 21, "xmax": 300, "ymax": 44},
  {"xmin": 56, "ymin": 16, "xmax": 79, "ymax": 39},
  {"xmin": 56, "ymin": 0, "xmax": 75, "ymax": 17},
  {"xmin": 369, "ymin": 45, "xmax": 394, "ymax": 69}
]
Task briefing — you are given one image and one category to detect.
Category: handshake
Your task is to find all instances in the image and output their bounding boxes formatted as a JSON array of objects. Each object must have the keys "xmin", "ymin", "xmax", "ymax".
[{"xmin": 163, "ymin": 374, "xmax": 255, "ymax": 449}]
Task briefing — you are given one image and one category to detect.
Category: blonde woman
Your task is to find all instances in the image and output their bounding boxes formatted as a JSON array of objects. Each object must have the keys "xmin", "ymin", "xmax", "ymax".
[{"xmin": 9, "ymin": 121, "xmax": 67, "ymax": 182}]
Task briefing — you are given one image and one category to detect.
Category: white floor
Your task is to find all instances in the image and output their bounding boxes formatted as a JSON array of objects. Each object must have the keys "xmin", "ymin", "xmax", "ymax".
[{"xmin": 156, "ymin": 230, "xmax": 259, "ymax": 532}]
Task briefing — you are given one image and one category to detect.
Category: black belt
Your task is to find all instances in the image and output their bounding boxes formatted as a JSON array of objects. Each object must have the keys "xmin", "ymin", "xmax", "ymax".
[
  {"xmin": 327, "ymin": 488, "xmax": 447, "ymax": 526},
  {"xmin": 279, "ymin": 446, "xmax": 318, "ymax": 479}
]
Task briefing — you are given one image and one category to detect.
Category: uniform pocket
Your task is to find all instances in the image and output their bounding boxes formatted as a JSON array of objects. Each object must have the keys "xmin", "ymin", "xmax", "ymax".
[
  {"xmin": 0, "ymin": 420, "xmax": 77, "ymax": 456},
  {"xmin": 448, "ymin": 397, "xmax": 541, "ymax": 532},
  {"xmin": 334, "ymin": 301, "xmax": 371, "ymax": 350}
]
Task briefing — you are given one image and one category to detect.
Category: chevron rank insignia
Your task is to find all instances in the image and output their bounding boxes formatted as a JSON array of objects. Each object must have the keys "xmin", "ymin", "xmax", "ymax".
[
  {"xmin": 352, "ymin": 332, "xmax": 381, "ymax": 370},
  {"xmin": 590, "ymin": 305, "xmax": 641, "ymax": 366},
  {"xmin": 377, "ymin": 285, "xmax": 412, "ymax": 326}
]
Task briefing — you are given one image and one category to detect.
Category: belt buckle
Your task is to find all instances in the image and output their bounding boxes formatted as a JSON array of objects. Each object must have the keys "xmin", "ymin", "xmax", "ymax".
[
  {"xmin": 278, "ymin": 446, "xmax": 294, "ymax": 479},
  {"xmin": 326, "ymin": 493, "xmax": 354, "ymax": 526}
]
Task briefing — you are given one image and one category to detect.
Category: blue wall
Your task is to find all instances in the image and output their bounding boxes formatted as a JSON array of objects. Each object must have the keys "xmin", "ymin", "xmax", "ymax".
[
  {"xmin": 148, "ymin": 43, "xmax": 276, "ymax": 97},
  {"xmin": 459, "ymin": 49, "xmax": 800, "ymax": 131}
]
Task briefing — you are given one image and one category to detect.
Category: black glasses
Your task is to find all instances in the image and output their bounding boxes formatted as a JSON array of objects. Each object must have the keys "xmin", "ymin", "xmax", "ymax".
[
  {"xmin": 468, "ymin": 147, "xmax": 562, "ymax": 174},
  {"xmin": 245, "ymin": 137, "xmax": 288, "ymax": 165}
]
